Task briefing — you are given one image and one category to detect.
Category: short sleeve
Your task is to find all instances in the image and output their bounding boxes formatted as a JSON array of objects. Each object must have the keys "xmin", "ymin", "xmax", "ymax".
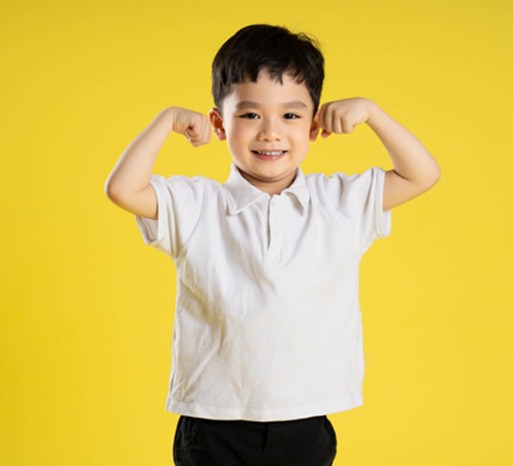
[
  {"xmin": 135, "ymin": 174, "xmax": 205, "ymax": 259},
  {"xmin": 320, "ymin": 167, "xmax": 391, "ymax": 255}
]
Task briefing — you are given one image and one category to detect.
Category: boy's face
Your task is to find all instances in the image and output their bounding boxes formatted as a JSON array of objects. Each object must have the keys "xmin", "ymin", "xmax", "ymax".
[{"xmin": 209, "ymin": 70, "xmax": 319, "ymax": 195}]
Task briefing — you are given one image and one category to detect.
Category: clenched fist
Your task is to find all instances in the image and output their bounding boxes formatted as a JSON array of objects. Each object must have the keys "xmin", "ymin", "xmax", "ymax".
[
  {"xmin": 317, "ymin": 98, "xmax": 376, "ymax": 137},
  {"xmin": 168, "ymin": 106, "xmax": 211, "ymax": 147}
]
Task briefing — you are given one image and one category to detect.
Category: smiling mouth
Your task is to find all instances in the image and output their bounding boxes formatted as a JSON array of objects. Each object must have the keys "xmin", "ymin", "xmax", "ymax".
[{"xmin": 252, "ymin": 150, "xmax": 287, "ymax": 159}]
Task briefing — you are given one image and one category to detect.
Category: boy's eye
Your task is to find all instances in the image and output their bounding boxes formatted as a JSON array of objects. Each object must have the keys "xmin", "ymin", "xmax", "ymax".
[
  {"xmin": 284, "ymin": 113, "xmax": 300, "ymax": 119},
  {"xmin": 240, "ymin": 113, "xmax": 260, "ymax": 119}
]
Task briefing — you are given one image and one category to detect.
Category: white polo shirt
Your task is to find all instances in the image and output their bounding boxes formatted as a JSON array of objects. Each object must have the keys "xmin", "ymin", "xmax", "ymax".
[{"xmin": 135, "ymin": 162, "xmax": 391, "ymax": 421}]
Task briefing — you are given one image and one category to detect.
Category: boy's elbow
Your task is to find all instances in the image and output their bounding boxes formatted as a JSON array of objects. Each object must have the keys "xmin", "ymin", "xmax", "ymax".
[
  {"xmin": 103, "ymin": 184, "xmax": 129, "ymax": 213},
  {"xmin": 421, "ymin": 163, "xmax": 441, "ymax": 192},
  {"xmin": 431, "ymin": 163, "xmax": 442, "ymax": 186},
  {"xmin": 104, "ymin": 179, "xmax": 116, "ymax": 200},
  {"xmin": 104, "ymin": 179, "xmax": 124, "ymax": 202}
]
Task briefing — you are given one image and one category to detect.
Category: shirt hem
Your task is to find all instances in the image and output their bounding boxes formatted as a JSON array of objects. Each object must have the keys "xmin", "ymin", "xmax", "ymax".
[{"xmin": 165, "ymin": 396, "xmax": 364, "ymax": 422}]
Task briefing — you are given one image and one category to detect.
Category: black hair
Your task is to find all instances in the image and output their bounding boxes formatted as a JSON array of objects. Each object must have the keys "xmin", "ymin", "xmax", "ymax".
[{"xmin": 212, "ymin": 24, "xmax": 324, "ymax": 116}]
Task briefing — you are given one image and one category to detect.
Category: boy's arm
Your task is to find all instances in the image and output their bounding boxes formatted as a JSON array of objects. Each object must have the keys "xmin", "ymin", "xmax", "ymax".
[
  {"xmin": 366, "ymin": 101, "xmax": 441, "ymax": 211},
  {"xmin": 104, "ymin": 107, "xmax": 210, "ymax": 219},
  {"xmin": 317, "ymin": 98, "xmax": 441, "ymax": 211}
]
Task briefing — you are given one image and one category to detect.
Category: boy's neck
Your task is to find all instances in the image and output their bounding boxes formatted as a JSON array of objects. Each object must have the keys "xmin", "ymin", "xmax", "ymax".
[{"xmin": 237, "ymin": 167, "xmax": 298, "ymax": 195}]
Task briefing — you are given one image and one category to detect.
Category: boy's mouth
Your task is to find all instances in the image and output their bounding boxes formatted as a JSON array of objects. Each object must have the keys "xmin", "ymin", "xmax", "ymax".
[{"xmin": 252, "ymin": 150, "xmax": 287, "ymax": 160}]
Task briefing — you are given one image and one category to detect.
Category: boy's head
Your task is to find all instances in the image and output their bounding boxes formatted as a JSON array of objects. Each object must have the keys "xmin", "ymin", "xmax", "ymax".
[
  {"xmin": 209, "ymin": 24, "xmax": 325, "ymax": 195},
  {"xmin": 211, "ymin": 24, "xmax": 324, "ymax": 117}
]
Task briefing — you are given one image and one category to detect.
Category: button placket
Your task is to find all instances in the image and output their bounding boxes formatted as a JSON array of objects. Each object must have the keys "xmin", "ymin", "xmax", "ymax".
[{"xmin": 267, "ymin": 196, "xmax": 282, "ymax": 264}]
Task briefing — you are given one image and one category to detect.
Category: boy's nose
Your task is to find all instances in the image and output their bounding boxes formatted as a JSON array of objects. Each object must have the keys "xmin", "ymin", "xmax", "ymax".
[{"xmin": 257, "ymin": 120, "xmax": 281, "ymax": 141}]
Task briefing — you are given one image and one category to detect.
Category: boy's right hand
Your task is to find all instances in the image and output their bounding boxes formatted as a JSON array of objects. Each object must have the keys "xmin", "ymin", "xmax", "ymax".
[{"xmin": 169, "ymin": 106, "xmax": 211, "ymax": 147}]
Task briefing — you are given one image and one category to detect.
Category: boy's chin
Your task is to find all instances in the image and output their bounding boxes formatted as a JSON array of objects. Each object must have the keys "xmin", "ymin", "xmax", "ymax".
[{"xmin": 235, "ymin": 162, "xmax": 299, "ymax": 179}]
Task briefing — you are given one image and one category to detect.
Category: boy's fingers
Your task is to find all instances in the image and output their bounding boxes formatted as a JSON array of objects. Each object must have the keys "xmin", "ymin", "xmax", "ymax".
[
  {"xmin": 319, "ymin": 116, "xmax": 332, "ymax": 136},
  {"xmin": 331, "ymin": 113, "xmax": 343, "ymax": 134},
  {"xmin": 342, "ymin": 121, "xmax": 355, "ymax": 134},
  {"xmin": 318, "ymin": 105, "xmax": 328, "ymax": 131},
  {"xmin": 186, "ymin": 115, "xmax": 211, "ymax": 146},
  {"xmin": 319, "ymin": 105, "xmax": 339, "ymax": 135},
  {"xmin": 319, "ymin": 102, "xmax": 356, "ymax": 135},
  {"xmin": 187, "ymin": 130, "xmax": 210, "ymax": 146}
]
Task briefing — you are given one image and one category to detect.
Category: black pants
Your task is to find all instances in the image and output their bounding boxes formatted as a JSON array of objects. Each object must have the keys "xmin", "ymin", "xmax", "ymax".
[{"xmin": 173, "ymin": 414, "xmax": 337, "ymax": 466}]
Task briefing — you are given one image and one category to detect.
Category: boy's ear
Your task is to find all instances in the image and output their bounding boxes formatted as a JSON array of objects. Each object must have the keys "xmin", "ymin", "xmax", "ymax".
[
  {"xmin": 309, "ymin": 112, "xmax": 320, "ymax": 141},
  {"xmin": 208, "ymin": 108, "xmax": 226, "ymax": 141}
]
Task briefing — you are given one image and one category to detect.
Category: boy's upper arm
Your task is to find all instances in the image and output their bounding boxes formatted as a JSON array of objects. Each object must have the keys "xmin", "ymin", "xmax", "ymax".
[
  {"xmin": 109, "ymin": 184, "xmax": 158, "ymax": 220},
  {"xmin": 383, "ymin": 169, "xmax": 433, "ymax": 210}
]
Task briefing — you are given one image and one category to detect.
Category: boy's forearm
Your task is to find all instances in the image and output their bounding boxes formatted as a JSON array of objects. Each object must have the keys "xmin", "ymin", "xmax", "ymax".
[
  {"xmin": 105, "ymin": 107, "xmax": 175, "ymax": 198},
  {"xmin": 366, "ymin": 101, "xmax": 441, "ymax": 187}
]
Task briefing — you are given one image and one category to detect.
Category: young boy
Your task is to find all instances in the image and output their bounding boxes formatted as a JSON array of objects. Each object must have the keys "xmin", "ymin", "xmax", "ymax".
[{"xmin": 105, "ymin": 24, "xmax": 440, "ymax": 466}]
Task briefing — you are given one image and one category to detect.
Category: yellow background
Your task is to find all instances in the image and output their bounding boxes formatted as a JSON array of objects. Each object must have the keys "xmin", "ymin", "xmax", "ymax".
[{"xmin": 1, "ymin": 0, "xmax": 512, "ymax": 465}]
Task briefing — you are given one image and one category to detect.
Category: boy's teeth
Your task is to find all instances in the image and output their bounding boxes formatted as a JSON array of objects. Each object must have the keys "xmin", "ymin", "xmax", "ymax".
[{"xmin": 256, "ymin": 151, "xmax": 284, "ymax": 155}]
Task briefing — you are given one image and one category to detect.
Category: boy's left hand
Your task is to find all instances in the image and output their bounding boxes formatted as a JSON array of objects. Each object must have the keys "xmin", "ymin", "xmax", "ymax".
[{"xmin": 316, "ymin": 98, "xmax": 375, "ymax": 138}]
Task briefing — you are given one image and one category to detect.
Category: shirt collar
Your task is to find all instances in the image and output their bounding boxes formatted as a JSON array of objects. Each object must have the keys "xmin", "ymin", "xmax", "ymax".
[{"xmin": 223, "ymin": 163, "xmax": 310, "ymax": 215}]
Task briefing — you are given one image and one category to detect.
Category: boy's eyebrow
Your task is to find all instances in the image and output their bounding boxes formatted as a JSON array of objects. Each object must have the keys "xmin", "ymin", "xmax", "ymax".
[{"xmin": 235, "ymin": 100, "xmax": 308, "ymax": 110}]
